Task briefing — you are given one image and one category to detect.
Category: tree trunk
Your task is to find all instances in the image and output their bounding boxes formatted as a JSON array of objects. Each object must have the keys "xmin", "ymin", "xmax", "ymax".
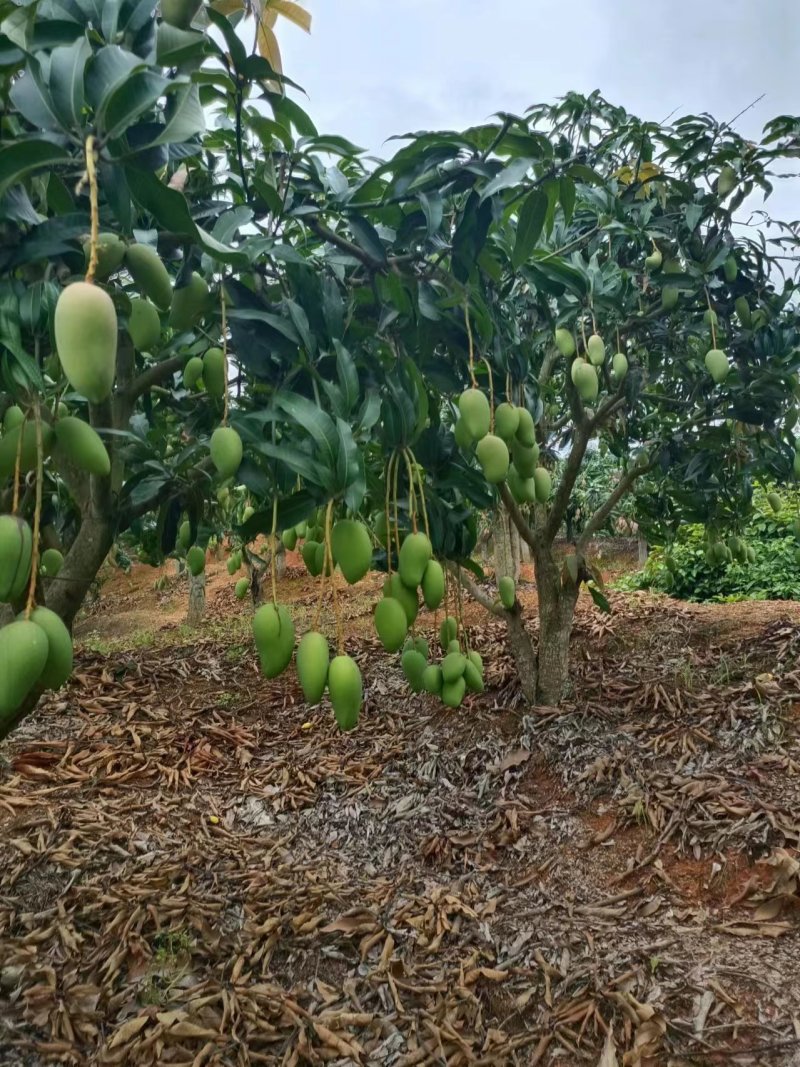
[
  {"xmin": 493, "ymin": 506, "xmax": 520, "ymax": 580},
  {"xmin": 506, "ymin": 607, "xmax": 537, "ymax": 703},
  {"xmin": 45, "ymin": 516, "xmax": 115, "ymax": 630},
  {"xmin": 187, "ymin": 571, "xmax": 206, "ymax": 627},
  {"xmin": 638, "ymin": 535, "xmax": 648, "ymax": 565}
]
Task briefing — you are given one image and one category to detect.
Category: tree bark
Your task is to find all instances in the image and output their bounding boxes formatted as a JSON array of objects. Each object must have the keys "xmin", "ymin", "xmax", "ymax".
[
  {"xmin": 531, "ymin": 542, "xmax": 580, "ymax": 706},
  {"xmin": 506, "ymin": 607, "xmax": 537, "ymax": 703},
  {"xmin": 44, "ymin": 515, "xmax": 115, "ymax": 630},
  {"xmin": 493, "ymin": 507, "xmax": 519, "ymax": 580},
  {"xmin": 638, "ymin": 535, "xmax": 648, "ymax": 565},
  {"xmin": 187, "ymin": 571, "xmax": 206, "ymax": 627}
]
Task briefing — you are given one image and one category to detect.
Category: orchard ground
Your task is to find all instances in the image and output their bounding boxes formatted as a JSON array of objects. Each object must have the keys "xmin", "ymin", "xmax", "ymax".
[{"xmin": 1, "ymin": 546, "xmax": 800, "ymax": 1065}]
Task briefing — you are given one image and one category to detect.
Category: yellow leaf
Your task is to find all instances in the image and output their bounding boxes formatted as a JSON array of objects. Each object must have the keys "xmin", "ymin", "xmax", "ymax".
[
  {"xmin": 211, "ymin": 0, "xmax": 245, "ymax": 13},
  {"xmin": 256, "ymin": 21, "xmax": 283, "ymax": 74},
  {"xmin": 264, "ymin": 0, "xmax": 311, "ymax": 32}
]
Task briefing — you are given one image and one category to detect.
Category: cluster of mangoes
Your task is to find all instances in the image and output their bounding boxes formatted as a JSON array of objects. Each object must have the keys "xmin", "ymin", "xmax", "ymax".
[
  {"xmin": 0, "ymin": 515, "xmax": 73, "ymax": 724},
  {"xmin": 402, "ymin": 616, "xmax": 485, "ymax": 709},
  {"xmin": 554, "ymin": 328, "xmax": 629, "ymax": 405},
  {"xmin": 0, "ymin": 404, "xmax": 110, "ymax": 482}
]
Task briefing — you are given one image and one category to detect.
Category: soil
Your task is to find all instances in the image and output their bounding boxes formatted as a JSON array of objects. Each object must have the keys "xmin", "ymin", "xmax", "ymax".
[{"xmin": 2, "ymin": 544, "xmax": 800, "ymax": 1065}]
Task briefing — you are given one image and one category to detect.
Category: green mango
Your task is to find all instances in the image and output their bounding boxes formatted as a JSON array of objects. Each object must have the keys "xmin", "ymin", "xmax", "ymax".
[
  {"xmin": 442, "ymin": 651, "xmax": 466, "ymax": 684},
  {"xmin": 422, "ymin": 664, "xmax": 443, "ymax": 694},
  {"xmin": 54, "ymin": 416, "xmax": 111, "ymax": 477},
  {"xmin": 383, "ymin": 573, "xmax": 419, "ymax": 626},
  {"xmin": 328, "ymin": 654, "xmax": 362, "ymax": 730},
  {"xmin": 515, "ymin": 408, "xmax": 536, "ymax": 447},
  {"xmin": 0, "ymin": 620, "xmax": 49, "ymax": 721},
  {"xmin": 54, "ymin": 282, "xmax": 117, "ymax": 402},
  {"xmin": 24, "ymin": 606, "xmax": 73, "ymax": 691},
  {"xmin": 458, "ymin": 388, "xmax": 490, "ymax": 441},
  {"xmin": 0, "ymin": 421, "xmax": 54, "ymax": 480},
  {"xmin": 169, "ymin": 272, "xmax": 209, "ymax": 331},
  {"xmin": 203, "ymin": 348, "xmax": 226, "ymax": 399},
  {"xmin": 253, "ymin": 603, "xmax": 295, "ymax": 679},
  {"xmin": 586, "ymin": 334, "xmax": 606, "ymax": 366},
  {"xmin": 234, "ymin": 577, "xmax": 249, "ymax": 599},
  {"xmin": 705, "ymin": 349, "xmax": 730, "ymax": 384},
  {"xmin": 161, "ymin": 0, "xmax": 201, "ymax": 28},
  {"xmin": 84, "ymin": 232, "xmax": 126, "ymax": 280},
  {"xmin": 441, "ymin": 676, "xmax": 466, "ymax": 708},
  {"xmin": 183, "ymin": 356, "xmax": 204, "ymax": 390},
  {"xmin": 476, "ymin": 434, "xmax": 510, "ymax": 484},
  {"xmin": 186, "ymin": 546, "xmax": 205, "ymax": 576},
  {"xmin": 3, "ymin": 405, "xmax": 24, "ymax": 432},
  {"xmin": 439, "ymin": 615, "xmax": 457, "ymax": 650},
  {"xmin": 296, "ymin": 631, "xmax": 329, "ymax": 704},
  {"xmin": 554, "ymin": 328, "xmax": 575, "ymax": 357},
  {"xmin": 398, "ymin": 532, "xmax": 432, "ymax": 588},
  {"xmin": 374, "ymin": 597, "xmax": 408, "ymax": 652},
  {"xmin": 498, "ymin": 576, "xmax": 515, "ymax": 609},
  {"xmin": 125, "ymin": 243, "xmax": 172, "ymax": 310},
  {"xmin": 401, "ymin": 649, "xmax": 428, "ymax": 692},
  {"xmin": 127, "ymin": 298, "xmax": 161, "ymax": 351},
  {"xmin": 331, "ymin": 519, "xmax": 373, "ymax": 584},
  {"xmin": 572, "ymin": 361, "xmax": 599, "ymax": 403},
  {"xmin": 40, "ymin": 548, "xmax": 64, "ymax": 578},
  {"xmin": 511, "ymin": 439, "xmax": 539, "ymax": 477},
  {"xmin": 421, "ymin": 559, "xmax": 445, "ymax": 610},
  {"xmin": 533, "ymin": 468, "xmax": 552, "ymax": 503},
  {"xmin": 494, "ymin": 403, "xmax": 519, "ymax": 442},
  {"xmin": 645, "ymin": 247, "xmax": 662, "ymax": 270},
  {"xmin": 210, "ymin": 426, "xmax": 242, "ymax": 479},
  {"xmin": 464, "ymin": 660, "xmax": 484, "ymax": 693},
  {"xmin": 0, "ymin": 515, "xmax": 32, "ymax": 602},
  {"xmin": 302, "ymin": 540, "xmax": 323, "ymax": 576}
]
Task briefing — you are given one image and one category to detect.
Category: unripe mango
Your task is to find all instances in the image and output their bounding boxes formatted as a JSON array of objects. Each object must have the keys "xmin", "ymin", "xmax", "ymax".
[
  {"xmin": 398, "ymin": 531, "xmax": 432, "ymax": 588},
  {"xmin": 84, "ymin": 232, "xmax": 126, "ymax": 280},
  {"xmin": 515, "ymin": 407, "xmax": 536, "ymax": 447},
  {"xmin": 55, "ymin": 282, "xmax": 117, "ymax": 402},
  {"xmin": 767, "ymin": 492, "xmax": 782, "ymax": 514},
  {"xmin": 0, "ymin": 421, "xmax": 54, "ymax": 479},
  {"xmin": 723, "ymin": 255, "xmax": 738, "ymax": 284},
  {"xmin": 718, "ymin": 165, "xmax": 737, "ymax": 197},
  {"xmin": 458, "ymin": 388, "xmax": 490, "ymax": 441},
  {"xmin": 125, "ymin": 243, "xmax": 172, "ymax": 310},
  {"xmin": 242, "ymin": 505, "xmax": 254, "ymax": 523},
  {"xmin": 422, "ymin": 664, "xmax": 443, "ymax": 694},
  {"xmin": 183, "ymin": 356, "xmax": 204, "ymax": 391},
  {"xmin": 332, "ymin": 519, "xmax": 373, "ymax": 584},
  {"xmin": 511, "ymin": 439, "xmax": 539, "ymax": 477},
  {"xmin": 454, "ymin": 418, "xmax": 473, "ymax": 450},
  {"xmin": 128, "ymin": 298, "xmax": 161, "ymax": 351},
  {"xmin": 476, "ymin": 434, "xmax": 510, "ymax": 484},
  {"xmin": 0, "ymin": 620, "xmax": 49, "ymax": 721},
  {"xmin": 586, "ymin": 334, "xmax": 606, "ymax": 367},
  {"xmin": 554, "ymin": 328, "xmax": 575, "ymax": 357},
  {"xmin": 447, "ymin": 638, "xmax": 461, "ymax": 654},
  {"xmin": 661, "ymin": 286, "xmax": 679, "ymax": 311},
  {"xmin": 421, "ymin": 559, "xmax": 445, "ymax": 610},
  {"xmin": 645, "ymin": 247, "xmax": 662, "ymax": 270},
  {"xmin": 54, "ymin": 416, "xmax": 111, "ymax": 477},
  {"xmin": 735, "ymin": 296, "xmax": 752, "ymax": 328},
  {"xmin": 314, "ymin": 541, "xmax": 333, "ymax": 576},
  {"xmin": 302, "ymin": 540, "xmax": 323, "ymax": 576},
  {"xmin": 507, "ymin": 464, "xmax": 536, "ymax": 503},
  {"xmin": 328, "ymin": 654, "xmax": 362, "ymax": 730},
  {"xmin": 3, "ymin": 405, "xmax": 24, "ymax": 432},
  {"xmin": 41, "ymin": 547, "xmax": 64, "ymax": 578},
  {"xmin": 296, "ymin": 630, "xmax": 329, "ymax": 704},
  {"xmin": 464, "ymin": 660, "xmax": 484, "ymax": 693},
  {"xmin": 412, "ymin": 635, "xmax": 429, "ymax": 658},
  {"xmin": 441, "ymin": 675, "xmax": 466, "ymax": 708},
  {"xmin": 203, "ymin": 347, "xmax": 226, "ymax": 399},
  {"xmin": 25, "ymin": 606, "xmax": 73, "ymax": 691},
  {"xmin": 468, "ymin": 649, "xmax": 483, "ymax": 672},
  {"xmin": 0, "ymin": 515, "xmax": 32, "ymax": 602},
  {"xmin": 161, "ymin": 0, "xmax": 201, "ymax": 28},
  {"xmin": 170, "ymin": 272, "xmax": 209, "ymax": 331},
  {"xmin": 498, "ymin": 576, "xmax": 515, "ymax": 609},
  {"xmin": 703, "ymin": 308, "xmax": 718, "ymax": 329},
  {"xmin": 533, "ymin": 467, "xmax": 552, "ymax": 503},
  {"xmin": 234, "ymin": 577, "xmax": 249, "ymax": 599},
  {"xmin": 705, "ymin": 348, "xmax": 730, "ymax": 384},
  {"xmin": 611, "ymin": 352, "xmax": 628, "ymax": 381},
  {"xmin": 210, "ymin": 426, "xmax": 242, "ymax": 479},
  {"xmin": 374, "ymin": 597, "xmax": 408, "ymax": 652},
  {"xmin": 439, "ymin": 615, "xmax": 457, "ymax": 650},
  {"xmin": 442, "ymin": 651, "xmax": 466, "ymax": 684},
  {"xmin": 281, "ymin": 528, "xmax": 297, "ymax": 551},
  {"xmin": 253, "ymin": 602, "xmax": 295, "ymax": 678},
  {"xmin": 178, "ymin": 520, "xmax": 192, "ymax": 551},
  {"xmin": 227, "ymin": 551, "xmax": 242, "ymax": 574},
  {"xmin": 187, "ymin": 545, "xmax": 205, "ymax": 575},
  {"xmin": 401, "ymin": 648, "xmax": 428, "ymax": 692},
  {"xmin": 383, "ymin": 573, "xmax": 418, "ymax": 625},
  {"xmin": 572, "ymin": 361, "xmax": 599, "ymax": 403},
  {"xmin": 493, "ymin": 402, "xmax": 519, "ymax": 442}
]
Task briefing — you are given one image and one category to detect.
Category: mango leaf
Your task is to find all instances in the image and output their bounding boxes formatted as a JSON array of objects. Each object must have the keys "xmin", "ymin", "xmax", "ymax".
[
  {"xmin": 347, "ymin": 214, "xmax": 387, "ymax": 266},
  {"xmin": 142, "ymin": 83, "xmax": 205, "ymax": 147},
  {"xmin": 252, "ymin": 439, "xmax": 330, "ymax": 486},
  {"xmin": 588, "ymin": 584, "xmax": 612, "ymax": 613},
  {"xmin": 333, "ymin": 340, "xmax": 359, "ymax": 412},
  {"xmin": 0, "ymin": 140, "xmax": 71, "ymax": 202},
  {"xmin": 276, "ymin": 391, "xmax": 338, "ymax": 471},
  {"xmin": 9, "ymin": 64, "xmax": 62, "ymax": 131},
  {"xmin": 336, "ymin": 417, "xmax": 366, "ymax": 511},
  {"xmin": 48, "ymin": 35, "xmax": 90, "ymax": 130},
  {"xmin": 479, "ymin": 157, "xmax": 532, "ymax": 202},
  {"xmin": 512, "ymin": 188, "xmax": 547, "ymax": 269}
]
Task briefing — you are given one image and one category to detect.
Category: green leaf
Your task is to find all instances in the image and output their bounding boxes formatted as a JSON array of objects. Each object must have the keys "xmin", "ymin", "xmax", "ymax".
[
  {"xmin": 276, "ymin": 392, "xmax": 339, "ymax": 473},
  {"xmin": 479, "ymin": 157, "xmax": 532, "ymax": 202},
  {"xmin": 512, "ymin": 188, "xmax": 548, "ymax": 269},
  {"xmin": 347, "ymin": 214, "xmax": 387, "ymax": 265},
  {"xmin": 588, "ymin": 584, "xmax": 612, "ymax": 613},
  {"xmin": 336, "ymin": 417, "xmax": 366, "ymax": 512},
  {"xmin": 252, "ymin": 440, "xmax": 328, "ymax": 486},
  {"xmin": 0, "ymin": 140, "xmax": 71, "ymax": 203},
  {"xmin": 204, "ymin": 6, "xmax": 248, "ymax": 73},
  {"xmin": 101, "ymin": 69, "xmax": 173, "ymax": 141},
  {"xmin": 9, "ymin": 65, "xmax": 62, "ymax": 131},
  {"xmin": 333, "ymin": 340, "xmax": 359, "ymax": 412},
  {"xmin": 141, "ymin": 83, "xmax": 204, "ymax": 147},
  {"xmin": 49, "ymin": 35, "xmax": 91, "ymax": 130},
  {"xmin": 559, "ymin": 176, "xmax": 576, "ymax": 226}
]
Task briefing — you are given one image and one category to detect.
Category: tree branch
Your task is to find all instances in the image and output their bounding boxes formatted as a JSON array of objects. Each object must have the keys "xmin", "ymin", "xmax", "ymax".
[
  {"xmin": 447, "ymin": 562, "xmax": 507, "ymax": 617},
  {"xmin": 544, "ymin": 420, "xmax": 591, "ymax": 543},
  {"xmin": 124, "ymin": 354, "xmax": 186, "ymax": 402},
  {"xmin": 576, "ymin": 459, "xmax": 654, "ymax": 552},
  {"xmin": 306, "ymin": 217, "xmax": 387, "ymax": 272},
  {"xmin": 498, "ymin": 484, "xmax": 539, "ymax": 554}
]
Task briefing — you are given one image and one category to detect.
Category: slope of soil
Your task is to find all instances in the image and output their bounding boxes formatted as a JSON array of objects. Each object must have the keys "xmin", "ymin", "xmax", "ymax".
[{"xmin": 2, "ymin": 557, "xmax": 800, "ymax": 1065}]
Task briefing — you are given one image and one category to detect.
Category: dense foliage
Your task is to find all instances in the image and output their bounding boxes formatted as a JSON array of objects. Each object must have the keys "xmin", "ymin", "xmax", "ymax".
[{"xmin": 1, "ymin": 0, "xmax": 799, "ymax": 734}]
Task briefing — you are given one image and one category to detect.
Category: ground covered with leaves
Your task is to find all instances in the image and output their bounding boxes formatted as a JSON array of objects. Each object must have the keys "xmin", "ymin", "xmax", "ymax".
[{"xmin": 2, "ymin": 555, "xmax": 800, "ymax": 1065}]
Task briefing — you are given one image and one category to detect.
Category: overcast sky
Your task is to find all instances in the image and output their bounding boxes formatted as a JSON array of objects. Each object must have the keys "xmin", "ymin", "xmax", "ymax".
[{"xmin": 276, "ymin": 1, "xmax": 799, "ymax": 223}]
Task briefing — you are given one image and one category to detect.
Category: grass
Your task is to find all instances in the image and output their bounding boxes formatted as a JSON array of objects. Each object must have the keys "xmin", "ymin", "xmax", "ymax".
[{"xmin": 139, "ymin": 928, "xmax": 194, "ymax": 1006}]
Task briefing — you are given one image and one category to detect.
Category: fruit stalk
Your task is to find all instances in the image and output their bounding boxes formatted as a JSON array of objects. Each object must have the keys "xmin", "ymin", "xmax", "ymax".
[
  {"xmin": 406, "ymin": 447, "xmax": 430, "ymax": 540},
  {"xmin": 220, "ymin": 284, "xmax": 229, "ymax": 426},
  {"xmin": 11, "ymin": 413, "xmax": 24, "ymax": 514},
  {"xmin": 391, "ymin": 450, "xmax": 402, "ymax": 561},
  {"xmin": 400, "ymin": 448, "xmax": 418, "ymax": 533},
  {"xmin": 83, "ymin": 136, "xmax": 100, "ymax": 285},
  {"xmin": 704, "ymin": 286, "xmax": 718, "ymax": 350},
  {"xmin": 324, "ymin": 500, "xmax": 343, "ymax": 653},
  {"xmin": 25, "ymin": 404, "xmax": 44, "ymax": 619},
  {"xmin": 270, "ymin": 497, "xmax": 278, "ymax": 606},
  {"xmin": 482, "ymin": 358, "xmax": 495, "ymax": 432},
  {"xmin": 464, "ymin": 298, "xmax": 477, "ymax": 388},
  {"xmin": 384, "ymin": 452, "xmax": 396, "ymax": 576}
]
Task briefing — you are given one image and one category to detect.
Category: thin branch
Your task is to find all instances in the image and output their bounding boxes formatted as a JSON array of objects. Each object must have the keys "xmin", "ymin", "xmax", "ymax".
[
  {"xmin": 447, "ymin": 562, "xmax": 507, "ymax": 617},
  {"xmin": 306, "ymin": 217, "xmax": 386, "ymax": 272},
  {"xmin": 125, "ymin": 354, "xmax": 186, "ymax": 401},
  {"xmin": 498, "ymin": 484, "xmax": 538, "ymax": 554},
  {"xmin": 576, "ymin": 459, "xmax": 655, "ymax": 552},
  {"xmin": 544, "ymin": 420, "xmax": 590, "ymax": 544}
]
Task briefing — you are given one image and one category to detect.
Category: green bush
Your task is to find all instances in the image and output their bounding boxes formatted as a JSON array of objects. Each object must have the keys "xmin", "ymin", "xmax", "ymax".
[{"xmin": 622, "ymin": 486, "xmax": 800, "ymax": 602}]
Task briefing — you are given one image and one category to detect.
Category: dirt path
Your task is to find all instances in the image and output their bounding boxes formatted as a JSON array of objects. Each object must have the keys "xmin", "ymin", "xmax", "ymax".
[{"xmin": 2, "ymin": 564, "xmax": 800, "ymax": 1064}]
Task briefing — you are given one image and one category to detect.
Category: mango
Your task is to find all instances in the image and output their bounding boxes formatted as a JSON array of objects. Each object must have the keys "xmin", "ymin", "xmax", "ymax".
[
  {"xmin": 453, "ymin": 418, "xmax": 474, "ymax": 450},
  {"xmin": 302, "ymin": 540, "xmax": 323, "ymax": 576},
  {"xmin": 210, "ymin": 426, "xmax": 243, "ymax": 479},
  {"xmin": 314, "ymin": 541, "xmax": 333, "ymax": 576},
  {"xmin": 507, "ymin": 464, "xmax": 536, "ymax": 503},
  {"xmin": 401, "ymin": 648, "xmax": 428, "ymax": 692},
  {"xmin": 611, "ymin": 352, "xmax": 628, "ymax": 381},
  {"xmin": 464, "ymin": 660, "xmax": 484, "ymax": 693},
  {"xmin": 661, "ymin": 286, "xmax": 679, "ymax": 311},
  {"xmin": 332, "ymin": 519, "xmax": 373, "ymax": 584},
  {"xmin": 413, "ymin": 636, "xmax": 429, "ymax": 658},
  {"xmin": 533, "ymin": 467, "xmax": 552, "ymax": 503},
  {"xmin": 234, "ymin": 577, "xmax": 249, "ymax": 599},
  {"xmin": 573, "ymin": 361, "xmax": 598, "ymax": 403},
  {"xmin": 0, "ymin": 619, "xmax": 49, "ymax": 720},
  {"xmin": 0, "ymin": 515, "xmax": 32, "ymax": 602},
  {"xmin": 170, "ymin": 272, "xmax": 209, "ymax": 331},
  {"xmin": 723, "ymin": 255, "xmax": 738, "ymax": 284},
  {"xmin": 498, "ymin": 576, "xmax": 515, "ymax": 609},
  {"xmin": 476, "ymin": 434, "xmax": 510, "ymax": 484},
  {"xmin": 382, "ymin": 574, "xmax": 419, "ymax": 624},
  {"xmin": 512, "ymin": 439, "xmax": 539, "ymax": 477},
  {"xmin": 494, "ymin": 402, "xmax": 519, "ymax": 442},
  {"xmin": 183, "ymin": 356, "xmax": 204, "ymax": 391},
  {"xmin": 296, "ymin": 630, "xmax": 329, "ymax": 704},
  {"xmin": 441, "ymin": 676, "xmax": 466, "ymax": 708},
  {"xmin": 186, "ymin": 545, "xmax": 205, "ymax": 575},
  {"xmin": 703, "ymin": 308, "xmax": 718, "ymax": 329},
  {"xmin": 746, "ymin": 546, "xmax": 756, "ymax": 564},
  {"xmin": 458, "ymin": 388, "xmax": 490, "ymax": 441},
  {"xmin": 645, "ymin": 248, "xmax": 662, "ymax": 270},
  {"xmin": 84, "ymin": 232, "xmax": 126, "ymax": 280},
  {"xmin": 439, "ymin": 615, "xmax": 457, "ymax": 650},
  {"xmin": 718, "ymin": 165, "xmax": 737, "ymax": 197},
  {"xmin": 398, "ymin": 532, "xmax": 432, "ymax": 588},
  {"xmin": 705, "ymin": 348, "xmax": 730, "ymax": 384},
  {"xmin": 586, "ymin": 334, "xmax": 605, "ymax": 366},
  {"xmin": 3, "ymin": 405, "xmax": 24, "ymax": 432},
  {"xmin": 767, "ymin": 492, "xmax": 782, "ymax": 514},
  {"xmin": 735, "ymin": 296, "xmax": 752, "ymax": 328},
  {"xmin": 203, "ymin": 347, "xmax": 226, "ymax": 399},
  {"xmin": 125, "ymin": 243, "xmax": 172, "ymax": 310},
  {"xmin": 178, "ymin": 520, "xmax": 192, "ymax": 551},
  {"xmin": 421, "ymin": 559, "xmax": 445, "ymax": 610},
  {"xmin": 422, "ymin": 664, "xmax": 443, "ymax": 694},
  {"xmin": 374, "ymin": 597, "xmax": 408, "ymax": 652},
  {"xmin": 242, "ymin": 505, "xmax": 255, "ymax": 523},
  {"xmin": 281, "ymin": 528, "xmax": 297, "ymax": 551},
  {"xmin": 554, "ymin": 328, "xmax": 575, "ymax": 357},
  {"xmin": 41, "ymin": 547, "xmax": 64, "ymax": 577},
  {"xmin": 328, "ymin": 654, "xmax": 362, "ymax": 730},
  {"xmin": 253, "ymin": 602, "xmax": 295, "ymax": 678},
  {"xmin": 54, "ymin": 416, "xmax": 111, "ymax": 477},
  {"xmin": 442, "ymin": 651, "xmax": 466, "ymax": 684},
  {"xmin": 227, "ymin": 551, "xmax": 241, "ymax": 574},
  {"xmin": 0, "ymin": 420, "xmax": 55, "ymax": 480},
  {"xmin": 294, "ymin": 520, "xmax": 308, "ymax": 538},
  {"xmin": 515, "ymin": 407, "xmax": 536, "ymax": 447},
  {"xmin": 373, "ymin": 511, "xmax": 389, "ymax": 545},
  {"xmin": 128, "ymin": 298, "xmax": 161, "ymax": 351},
  {"xmin": 161, "ymin": 0, "xmax": 201, "ymax": 28},
  {"xmin": 54, "ymin": 281, "xmax": 117, "ymax": 402},
  {"xmin": 447, "ymin": 639, "xmax": 461, "ymax": 654},
  {"xmin": 468, "ymin": 649, "xmax": 483, "ymax": 672},
  {"xmin": 24, "ymin": 606, "xmax": 73, "ymax": 691}
]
